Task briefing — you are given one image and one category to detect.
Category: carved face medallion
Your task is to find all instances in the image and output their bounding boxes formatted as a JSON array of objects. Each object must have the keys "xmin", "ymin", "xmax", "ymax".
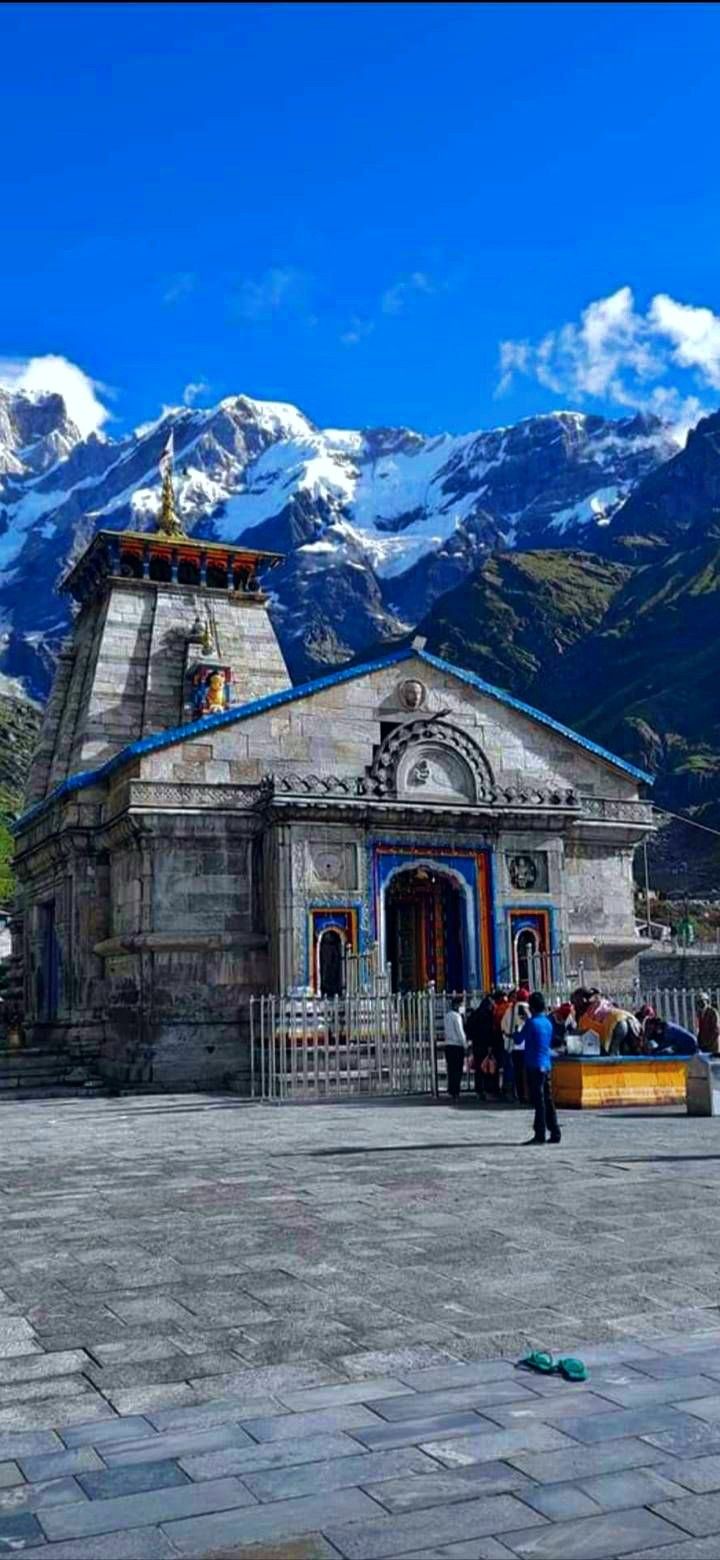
[{"xmin": 399, "ymin": 678, "xmax": 426, "ymax": 711}]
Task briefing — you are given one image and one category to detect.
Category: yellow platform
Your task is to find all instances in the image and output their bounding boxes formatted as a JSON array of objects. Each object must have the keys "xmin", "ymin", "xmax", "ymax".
[{"xmin": 552, "ymin": 1055, "xmax": 689, "ymax": 1109}]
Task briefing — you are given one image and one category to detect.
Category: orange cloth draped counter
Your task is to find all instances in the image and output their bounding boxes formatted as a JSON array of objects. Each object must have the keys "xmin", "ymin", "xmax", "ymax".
[{"xmin": 552, "ymin": 1054, "xmax": 689, "ymax": 1109}]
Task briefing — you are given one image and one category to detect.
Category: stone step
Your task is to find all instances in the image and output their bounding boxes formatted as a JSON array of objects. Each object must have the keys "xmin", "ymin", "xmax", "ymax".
[{"xmin": 0, "ymin": 1049, "xmax": 103, "ymax": 1097}]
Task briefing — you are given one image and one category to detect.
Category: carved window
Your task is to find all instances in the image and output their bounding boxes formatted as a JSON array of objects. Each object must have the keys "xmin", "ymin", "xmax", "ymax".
[{"xmin": 366, "ymin": 718, "xmax": 494, "ymax": 803}]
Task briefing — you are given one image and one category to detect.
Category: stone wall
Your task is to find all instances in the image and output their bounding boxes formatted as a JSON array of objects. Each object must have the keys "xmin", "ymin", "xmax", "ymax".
[
  {"xmin": 640, "ymin": 951, "xmax": 720, "ymax": 992},
  {"xmin": 27, "ymin": 578, "xmax": 291, "ymax": 801},
  {"xmin": 99, "ymin": 811, "xmax": 268, "ymax": 1091}
]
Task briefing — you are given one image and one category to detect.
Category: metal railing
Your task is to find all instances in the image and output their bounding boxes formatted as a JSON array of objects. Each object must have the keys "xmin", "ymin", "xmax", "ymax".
[
  {"xmin": 250, "ymin": 992, "xmax": 437, "ymax": 1100},
  {"xmin": 250, "ymin": 986, "xmax": 719, "ymax": 1102}
]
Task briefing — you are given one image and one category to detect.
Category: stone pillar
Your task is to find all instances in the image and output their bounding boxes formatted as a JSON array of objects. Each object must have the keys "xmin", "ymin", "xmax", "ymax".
[{"xmin": 273, "ymin": 823, "xmax": 295, "ymax": 993}]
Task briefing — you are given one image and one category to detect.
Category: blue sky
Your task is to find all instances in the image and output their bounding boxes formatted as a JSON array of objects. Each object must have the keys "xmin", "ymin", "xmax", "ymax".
[{"xmin": 2, "ymin": 1, "xmax": 720, "ymax": 438}]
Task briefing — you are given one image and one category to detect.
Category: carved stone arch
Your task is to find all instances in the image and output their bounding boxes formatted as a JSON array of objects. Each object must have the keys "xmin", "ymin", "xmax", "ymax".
[{"xmin": 367, "ymin": 718, "xmax": 495, "ymax": 802}]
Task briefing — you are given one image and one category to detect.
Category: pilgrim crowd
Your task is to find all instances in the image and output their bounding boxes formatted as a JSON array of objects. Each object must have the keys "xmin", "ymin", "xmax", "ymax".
[{"xmin": 442, "ymin": 986, "xmax": 720, "ymax": 1143}]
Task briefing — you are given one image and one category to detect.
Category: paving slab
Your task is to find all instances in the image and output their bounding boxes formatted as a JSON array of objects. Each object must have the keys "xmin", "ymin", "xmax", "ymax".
[
  {"xmin": 20, "ymin": 1526, "xmax": 178, "ymax": 1558},
  {"xmin": 577, "ymin": 1465, "xmax": 689, "ymax": 1509},
  {"xmin": 239, "ymin": 1403, "xmax": 385, "ymax": 1442},
  {"xmin": 593, "ymin": 1376, "xmax": 720, "ymax": 1409},
  {"xmin": 500, "ymin": 1507, "xmax": 685, "ymax": 1557},
  {"xmin": 323, "ymin": 1492, "xmax": 547, "ymax": 1559},
  {"xmin": 5, "ymin": 1099, "xmax": 720, "ymax": 1559},
  {"xmin": 77, "ymin": 1458, "xmax": 191, "ymax": 1500},
  {"xmin": 518, "ymin": 1483, "xmax": 601, "ymax": 1522},
  {"xmin": 0, "ymin": 1510, "xmax": 44, "ymax": 1552},
  {"xmin": 0, "ymin": 1465, "xmax": 22, "ymax": 1491},
  {"xmin": 359, "ymin": 1461, "xmax": 537, "ymax": 1515},
  {"xmin": 663, "ymin": 1453, "xmax": 720, "ymax": 1494},
  {"xmin": 146, "ymin": 1397, "xmax": 280, "ymax": 1431},
  {"xmin": 243, "ymin": 1445, "xmax": 436, "ymax": 1503},
  {"xmin": 60, "ymin": 1414, "xmax": 155, "ymax": 1449},
  {"xmin": 104, "ymin": 1424, "xmax": 255, "ymax": 1467},
  {"xmin": 554, "ymin": 1405, "xmax": 703, "ymax": 1444},
  {"xmin": 39, "ymin": 1474, "xmax": 257, "ymax": 1541},
  {"xmin": 276, "ymin": 1377, "xmax": 415, "ymax": 1411},
  {"xmin": 162, "ymin": 1486, "xmax": 383, "ymax": 1554},
  {"xmin": 352, "ymin": 1410, "xmax": 499, "ymax": 1452},
  {"xmin": 365, "ymin": 1383, "xmax": 540, "ymax": 1422},
  {"xmin": 652, "ymin": 1490, "xmax": 720, "ymax": 1537},
  {"xmin": 19, "ymin": 1446, "xmax": 103, "ymax": 1482},
  {"xmin": 624, "ymin": 1540, "xmax": 720, "ymax": 1560},
  {"xmin": 420, "ymin": 1423, "xmax": 577, "ymax": 1467}
]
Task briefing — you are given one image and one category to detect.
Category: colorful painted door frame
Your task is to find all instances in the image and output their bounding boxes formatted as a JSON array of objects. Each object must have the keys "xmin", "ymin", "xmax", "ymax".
[
  {"xmin": 506, "ymin": 908, "xmax": 552, "ymax": 988},
  {"xmin": 371, "ymin": 843, "xmax": 495, "ymax": 992}
]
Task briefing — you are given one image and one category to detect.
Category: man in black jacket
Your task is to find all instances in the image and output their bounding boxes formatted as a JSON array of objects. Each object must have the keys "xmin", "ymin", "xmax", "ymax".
[{"xmin": 465, "ymin": 996, "xmax": 497, "ymax": 1099}]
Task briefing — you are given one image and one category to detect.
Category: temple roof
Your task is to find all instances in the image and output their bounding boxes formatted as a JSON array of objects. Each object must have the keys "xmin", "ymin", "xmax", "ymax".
[
  {"xmin": 61, "ymin": 529, "xmax": 284, "ymax": 605},
  {"xmin": 15, "ymin": 646, "xmax": 654, "ymax": 830}
]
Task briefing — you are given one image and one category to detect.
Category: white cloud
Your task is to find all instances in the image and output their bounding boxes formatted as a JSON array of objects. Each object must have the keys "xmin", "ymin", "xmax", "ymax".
[
  {"xmin": 381, "ymin": 271, "xmax": 434, "ymax": 316},
  {"xmin": 182, "ymin": 379, "xmax": 211, "ymax": 406},
  {"xmin": 340, "ymin": 316, "xmax": 375, "ymax": 347},
  {"xmin": 0, "ymin": 353, "xmax": 109, "ymax": 436},
  {"xmin": 342, "ymin": 271, "xmax": 439, "ymax": 345},
  {"xmin": 496, "ymin": 286, "xmax": 720, "ymax": 435},
  {"xmin": 231, "ymin": 266, "xmax": 311, "ymax": 323},
  {"xmin": 163, "ymin": 272, "xmax": 196, "ymax": 305},
  {"xmin": 649, "ymin": 293, "xmax": 720, "ymax": 389}
]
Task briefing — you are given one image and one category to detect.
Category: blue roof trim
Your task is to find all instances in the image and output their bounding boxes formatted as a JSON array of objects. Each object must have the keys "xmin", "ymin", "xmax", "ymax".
[
  {"xmin": 15, "ymin": 644, "xmax": 652, "ymax": 832},
  {"xmin": 416, "ymin": 650, "xmax": 654, "ymax": 785}
]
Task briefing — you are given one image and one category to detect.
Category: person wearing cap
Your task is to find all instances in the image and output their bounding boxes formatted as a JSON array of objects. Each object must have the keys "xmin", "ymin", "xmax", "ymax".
[{"xmin": 696, "ymin": 994, "xmax": 720, "ymax": 1056}]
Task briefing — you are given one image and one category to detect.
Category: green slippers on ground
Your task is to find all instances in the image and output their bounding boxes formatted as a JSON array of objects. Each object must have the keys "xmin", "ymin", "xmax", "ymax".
[
  {"xmin": 518, "ymin": 1350, "xmax": 588, "ymax": 1382},
  {"xmin": 518, "ymin": 1350, "xmax": 556, "ymax": 1374},
  {"xmin": 557, "ymin": 1356, "xmax": 588, "ymax": 1382}
]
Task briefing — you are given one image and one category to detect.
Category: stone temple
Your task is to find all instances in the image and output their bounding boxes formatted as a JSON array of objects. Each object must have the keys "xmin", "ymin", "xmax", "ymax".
[{"xmin": 12, "ymin": 512, "xmax": 655, "ymax": 1090}]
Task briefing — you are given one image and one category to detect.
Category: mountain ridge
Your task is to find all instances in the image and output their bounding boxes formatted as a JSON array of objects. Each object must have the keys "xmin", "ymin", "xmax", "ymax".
[{"xmin": 0, "ymin": 387, "xmax": 678, "ymax": 695}]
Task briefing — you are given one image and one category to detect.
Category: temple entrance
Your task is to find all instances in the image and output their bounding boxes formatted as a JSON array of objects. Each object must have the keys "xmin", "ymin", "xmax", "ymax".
[
  {"xmin": 385, "ymin": 867, "xmax": 465, "ymax": 993},
  {"xmin": 515, "ymin": 927, "xmax": 538, "ymax": 989},
  {"xmin": 318, "ymin": 928, "xmax": 344, "ymax": 997}
]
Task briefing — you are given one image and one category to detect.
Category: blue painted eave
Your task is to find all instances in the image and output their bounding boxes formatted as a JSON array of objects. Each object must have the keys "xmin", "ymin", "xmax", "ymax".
[{"xmin": 14, "ymin": 644, "xmax": 653, "ymax": 832}]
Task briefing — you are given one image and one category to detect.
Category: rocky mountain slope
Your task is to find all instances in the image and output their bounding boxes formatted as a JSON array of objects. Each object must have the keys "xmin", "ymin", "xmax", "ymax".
[
  {"xmin": 0, "ymin": 388, "xmax": 676, "ymax": 692},
  {"xmin": 1, "ymin": 384, "xmax": 719, "ymax": 891}
]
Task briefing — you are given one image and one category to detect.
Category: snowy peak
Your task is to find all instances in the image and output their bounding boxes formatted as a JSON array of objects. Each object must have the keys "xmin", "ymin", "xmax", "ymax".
[
  {"xmin": 0, "ymin": 388, "xmax": 83, "ymax": 477},
  {"xmin": 0, "ymin": 385, "xmax": 686, "ymax": 694}
]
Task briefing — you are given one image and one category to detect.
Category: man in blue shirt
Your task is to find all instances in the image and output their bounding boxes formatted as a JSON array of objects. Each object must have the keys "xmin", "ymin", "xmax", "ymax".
[{"xmin": 520, "ymin": 992, "xmax": 562, "ymax": 1145}]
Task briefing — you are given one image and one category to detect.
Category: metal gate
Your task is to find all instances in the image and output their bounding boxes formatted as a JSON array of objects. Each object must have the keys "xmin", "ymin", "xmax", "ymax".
[{"xmin": 250, "ymin": 992, "xmax": 437, "ymax": 1101}]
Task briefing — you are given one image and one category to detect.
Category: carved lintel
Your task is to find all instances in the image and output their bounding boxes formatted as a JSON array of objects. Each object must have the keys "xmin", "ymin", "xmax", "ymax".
[{"xmin": 94, "ymin": 931, "xmax": 268, "ymax": 957}]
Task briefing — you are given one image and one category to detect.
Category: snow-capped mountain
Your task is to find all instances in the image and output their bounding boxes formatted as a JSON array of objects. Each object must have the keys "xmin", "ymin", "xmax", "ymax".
[{"xmin": 0, "ymin": 388, "xmax": 678, "ymax": 692}]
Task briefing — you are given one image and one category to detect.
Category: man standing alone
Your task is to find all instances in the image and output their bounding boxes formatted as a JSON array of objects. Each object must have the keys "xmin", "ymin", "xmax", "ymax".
[
  {"xmin": 696, "ymin": 994, "xmax": 720, "ymax": 1056},
  {"xmin": 520, "ymin": 992, "xmax": 561, "ymax": 1144},
  {"xmin": 443, "ymin": 997, "xmax": 466, "ymax": 1104}
]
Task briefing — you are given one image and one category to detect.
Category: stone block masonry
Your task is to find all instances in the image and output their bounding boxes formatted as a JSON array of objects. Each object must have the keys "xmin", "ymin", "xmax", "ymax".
[{"xmin": 2, "ymin": 1098, "xmax": 720, "ymax": 1553}]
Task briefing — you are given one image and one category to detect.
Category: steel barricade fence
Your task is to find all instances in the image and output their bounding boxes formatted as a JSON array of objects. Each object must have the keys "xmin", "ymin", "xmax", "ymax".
[
  {"xmin": 249, "ymin": 986, "xmax": 720, "ymax": 1102},
  {"xmin": 250, "ymin": 992, "xmax": 441, "ymax": 1101}
]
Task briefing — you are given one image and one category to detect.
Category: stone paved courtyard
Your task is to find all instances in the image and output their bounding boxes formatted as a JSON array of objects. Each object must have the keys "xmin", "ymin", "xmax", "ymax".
[{"xmin": 1, "ymin": 1094, "xmax": 720, "ymax": 1557}]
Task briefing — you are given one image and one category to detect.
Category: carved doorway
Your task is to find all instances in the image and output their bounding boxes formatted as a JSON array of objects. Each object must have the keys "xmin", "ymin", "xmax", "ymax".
[
  {"xmin": 318, "ymin": 928, "xmax": 344, "ymax": 997},
  {"xmin": 385, "ymin": 867, "xmax": 465, "ymax": 993}
]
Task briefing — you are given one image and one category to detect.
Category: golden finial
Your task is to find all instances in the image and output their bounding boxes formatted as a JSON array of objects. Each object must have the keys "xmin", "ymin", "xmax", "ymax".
[
  {"xmin": 156, "ymin": 431, "xmax": 186, "ymax": 538},
  {"xmin": 201, "ymin": 618, "xmax": 215, "ymax": 655}
]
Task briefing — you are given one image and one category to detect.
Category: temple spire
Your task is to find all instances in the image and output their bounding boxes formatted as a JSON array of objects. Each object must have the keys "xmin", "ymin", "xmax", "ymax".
[{"xmin": 156, "ymin": 431, "xmax": 185, "ymax": 537}]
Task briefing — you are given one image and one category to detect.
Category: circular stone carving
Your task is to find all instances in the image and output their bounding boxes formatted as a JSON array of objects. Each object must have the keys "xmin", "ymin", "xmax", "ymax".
[
  {"xmin": 312, "ymin": 848, "xmax": 344, "ymax": 883},
  {"xmin": 398, "ymin": 678, "xmax": 426, "ymax": 711}
]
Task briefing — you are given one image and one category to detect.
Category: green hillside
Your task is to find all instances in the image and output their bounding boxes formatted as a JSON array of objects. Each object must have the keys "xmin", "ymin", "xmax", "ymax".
[{"xmin": 0, "ymin": 696, "xmax": 43, "ymax": 907}]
